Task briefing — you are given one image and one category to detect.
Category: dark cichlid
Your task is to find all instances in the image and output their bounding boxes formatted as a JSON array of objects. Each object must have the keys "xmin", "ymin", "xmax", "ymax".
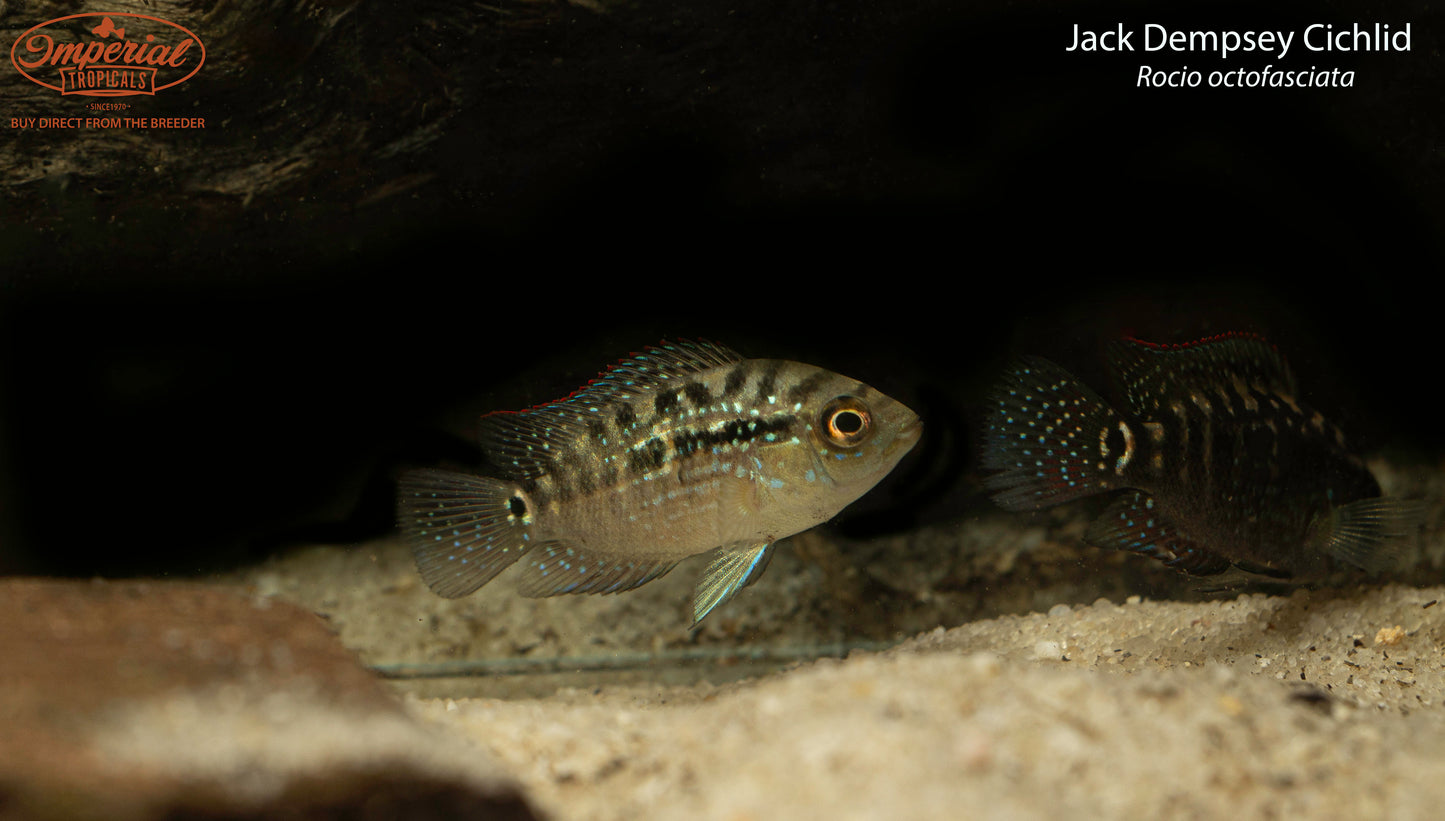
[
  {"xmin": 399, "ymin": 341, "xmax": 921, "ymax": 624},
  {"xmin": 981, "ymin": 334, "xmax": 1420, "ymax": 580}
]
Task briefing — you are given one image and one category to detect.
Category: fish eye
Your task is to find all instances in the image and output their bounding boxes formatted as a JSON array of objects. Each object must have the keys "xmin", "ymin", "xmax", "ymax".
[{"xmin": 820, "ymin": 397, "xmax": 873, "ymax": 448}]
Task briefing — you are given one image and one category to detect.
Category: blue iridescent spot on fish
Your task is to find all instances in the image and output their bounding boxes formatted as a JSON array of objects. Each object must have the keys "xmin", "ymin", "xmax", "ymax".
[
  {"xmin": 980, "ymin": 334, "xmax": 1421, "ymax": 580},
  {"xmin": 398, "ymin": 340, "xmax": 921, "ymax": 624}
]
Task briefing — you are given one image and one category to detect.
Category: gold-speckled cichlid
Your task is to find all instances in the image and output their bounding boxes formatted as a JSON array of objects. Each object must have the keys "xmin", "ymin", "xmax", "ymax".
[
  {"xmin": 981, "ymin": 333, "xmax": 1421, "ymax": 580},
  {"xmin": 398, "ymin": 340, "xmax": 921, "ymax": 624}
]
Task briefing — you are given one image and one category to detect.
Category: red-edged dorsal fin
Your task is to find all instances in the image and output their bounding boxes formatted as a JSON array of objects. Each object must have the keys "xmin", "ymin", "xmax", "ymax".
[{"xmin": 1107, "ymin": 332, "xmax": 1295, "ymax": 417}]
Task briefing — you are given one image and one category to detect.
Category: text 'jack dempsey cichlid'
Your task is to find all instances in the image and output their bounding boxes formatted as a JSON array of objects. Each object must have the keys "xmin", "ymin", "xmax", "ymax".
[
  {"xmin": 399, "ymin": 340, "xmax": 921, "ymax": 624},
  {"xmin": 981, "ymin": 334, "xmax": 1421, "ymax": 580}
]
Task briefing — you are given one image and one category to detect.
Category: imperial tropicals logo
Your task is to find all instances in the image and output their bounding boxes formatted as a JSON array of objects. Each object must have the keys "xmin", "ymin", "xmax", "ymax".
[{"xmin": 10, "ymin": 12, "xmax": 206, "ymax": 96}]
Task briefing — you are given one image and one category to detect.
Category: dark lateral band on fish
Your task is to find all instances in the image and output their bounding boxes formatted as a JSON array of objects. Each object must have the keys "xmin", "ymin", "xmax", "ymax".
[
  {"xmin": 670, "ymin": 418, "xmax": 796, "ymax": 460},
  {"xmin": 626, "ymin": 436, "xmax": 669, "ymax": 475},
  {"xmin": 398, "ymin": 340, "xmax": 921, "ymax": 625}
]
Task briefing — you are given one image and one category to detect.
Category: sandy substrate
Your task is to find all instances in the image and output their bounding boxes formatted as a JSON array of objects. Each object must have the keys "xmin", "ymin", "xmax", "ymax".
[
  {"xmin": 210, "ymin": 455, "xmax": 1444, "ymax": 819},
  {"xmin": 406, "ymin": 584, "xmax": 1445, "ymax": 820},
  {"xmin": 5, "ymin": 458, "xmax": 1443, "ymax": 819}
]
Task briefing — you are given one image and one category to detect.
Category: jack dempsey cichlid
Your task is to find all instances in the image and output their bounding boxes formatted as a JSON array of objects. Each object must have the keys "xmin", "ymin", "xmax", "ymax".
[
  {"xmin": 981, "ymin": 334, "xmax": 1420, "ymax": 580},
  {"xmin": 399, "ymin": 340, "xmax": 921, "ymax": 624}
]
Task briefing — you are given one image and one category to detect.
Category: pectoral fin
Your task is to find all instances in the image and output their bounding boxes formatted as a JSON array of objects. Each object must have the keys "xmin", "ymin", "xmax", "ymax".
[{"xmin": 692, "ymin": 543, "xmax": 775, "ymax": 625}]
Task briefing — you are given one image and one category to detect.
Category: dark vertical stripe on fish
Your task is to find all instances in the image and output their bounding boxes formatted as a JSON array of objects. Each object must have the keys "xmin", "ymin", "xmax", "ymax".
[
  {"xmin": 548, "ymin": 461, "xmax": 571, "ymax": 502},
  {"xmin": 722, "ymin": 365, "xmax": 748, "ymax": 398},
  {"xmin": 654, "ymin": 389, "xmax": 681, "ymax": 417},
  {"xmin": 615, "ymin": 403, "xmax": 637, "ymax": 433},
  {"xmin": 567, "ymin": 449, "xmax": 595, "ymax": 495},
  {"xmin": 754, "ymin": 362, "xmax": 781, "ymax": 403},
  {"xmin": 786, "ymin": 371, "xmax": 829, "ymax": 405},
  {"xmin": 683, "ymin": 381, "xmax": 712, "ymax": 408}
]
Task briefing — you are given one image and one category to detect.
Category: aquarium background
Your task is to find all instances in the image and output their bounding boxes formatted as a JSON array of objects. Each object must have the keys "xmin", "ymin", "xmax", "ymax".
[
  {"xmin": 2, "ymin": 0, "xmax": 1439, "ymax": 585},
  {"xmin": 4, "ymin": 1, "xmax": 1445, "ymax": 818}
]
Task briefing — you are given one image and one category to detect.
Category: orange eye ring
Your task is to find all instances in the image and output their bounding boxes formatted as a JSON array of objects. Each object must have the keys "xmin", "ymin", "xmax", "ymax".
[{"xmin": 820, "ymin": 397, "xmax": 873, "ymax": 448}]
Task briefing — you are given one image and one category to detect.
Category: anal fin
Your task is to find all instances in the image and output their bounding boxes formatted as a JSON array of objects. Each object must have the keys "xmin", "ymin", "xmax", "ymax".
[
  {"xmin": 692, "ymin": 543, "xmax": 775, "ymax": 625},
  {"xmin": 1086, "ymin": 491, "xmax": 1232, "ymax": 576},
  {"xmin": 516, "ymin": 543, "xmax": 677, "ymax": 598},
  {"xmin": 1230, "ymin": 560, "xmax": 1293, "ymax": 580}
]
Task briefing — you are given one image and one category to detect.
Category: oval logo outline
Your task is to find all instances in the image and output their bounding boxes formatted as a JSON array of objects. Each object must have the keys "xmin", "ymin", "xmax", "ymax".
[{"xmin": 10, "ymin": 12, "xmax": 207, "ymax": 95}]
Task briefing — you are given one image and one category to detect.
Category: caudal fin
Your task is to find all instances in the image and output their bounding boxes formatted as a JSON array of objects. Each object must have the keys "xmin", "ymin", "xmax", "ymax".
[
  {"xmin": 981, "ymin": 356, "xmax": 1124, "ymax": 511},
  {"xmin": 397, "ymin": 469, "xmax": 533, "ymax": 598},
  {"xmin": 1320, "ymin": 497, "xmax": 1425, "ymax": 574}
]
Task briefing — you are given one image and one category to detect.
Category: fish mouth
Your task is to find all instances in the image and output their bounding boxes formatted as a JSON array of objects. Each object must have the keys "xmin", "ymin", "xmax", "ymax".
[{"xmin": 890, "ymin": 415, "xmax": 924, "ymax": 453}]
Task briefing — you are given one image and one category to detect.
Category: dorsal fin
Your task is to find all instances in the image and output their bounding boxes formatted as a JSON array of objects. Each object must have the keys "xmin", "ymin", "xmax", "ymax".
[
  {"xmin": 1108, "ymin": 333, "xmax": 1295, "ymax": 416},
  {"xmin": 479, "ymin": 340, "xmax": 742, "ymax": 479},
  {"xmin": 559, "ymin": 339, "xmax": 742, "ymax": 410}
]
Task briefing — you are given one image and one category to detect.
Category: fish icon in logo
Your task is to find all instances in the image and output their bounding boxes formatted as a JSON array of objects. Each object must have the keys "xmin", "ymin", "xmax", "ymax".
[{"xmin": 91, "ymin": 17, "xmax": 125, "ymax": 39}]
